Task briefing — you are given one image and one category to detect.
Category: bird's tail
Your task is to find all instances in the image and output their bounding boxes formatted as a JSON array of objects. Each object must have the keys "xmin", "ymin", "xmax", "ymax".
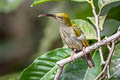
[{"xmin": 82, "ymin": 54, "xmax": 95, "ymax": 68}]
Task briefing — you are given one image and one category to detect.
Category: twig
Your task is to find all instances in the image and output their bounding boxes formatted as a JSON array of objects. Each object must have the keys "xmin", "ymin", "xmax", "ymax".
[
  {"xmin": 95, "ymin": 41, "xmax": 115, "ymax": 80},
  {"xmin": 117, "ymin": 27, "xmax": 120, "ymax": 42},
  {"xmin": 92, "ymin": 6, "xmax": 105, "ymax": 65},
  {"xmin": 54, "ymin": 66, "xmax": 63, "ymax": 80},
  {"xmin": 54, "ymin": 27, "xmax": 120, "ymax": 80},
  {"xmin": 107, "ymin": 64, "xmax": 111, "ymax": 79},
  {"xmin": 106, "ymin": 43, "xmax": 111, "ymax": 79},
  {"xmin": 106, "ymin": 42, "xmax": 111, "ymax": 79},
  {"xmin": 107, "ymin": 43, "xmax": 111, "ymax": 51}
]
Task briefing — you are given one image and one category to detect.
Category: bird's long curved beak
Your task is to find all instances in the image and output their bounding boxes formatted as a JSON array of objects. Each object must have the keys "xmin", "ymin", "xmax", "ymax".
[{"xmin": 38, "ymin": 14, "xmax": 56, "ymax": 18}]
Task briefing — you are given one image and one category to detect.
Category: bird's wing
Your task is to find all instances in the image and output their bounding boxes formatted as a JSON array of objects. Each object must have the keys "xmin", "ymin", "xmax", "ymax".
[{"xmin": 72, "ymin": 24, "xmax": 89, "ymax": 47}]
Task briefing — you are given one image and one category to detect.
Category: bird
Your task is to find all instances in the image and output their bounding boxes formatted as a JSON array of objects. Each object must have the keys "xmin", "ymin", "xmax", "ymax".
[{"xmin": 38, "ymin": 13, "xmax": 95, "ymax": 68}]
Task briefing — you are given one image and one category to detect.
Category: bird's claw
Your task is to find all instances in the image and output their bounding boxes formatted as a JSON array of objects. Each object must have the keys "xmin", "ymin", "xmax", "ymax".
[
  {"xmin": 71, "ymin": 52, "xmax": 75, "ymax": 61},
  {"xmin": 83, "ymin": 47, "xmax": 86, "ymax": 55},
  {"xmin": 70, "ymin": 49, "xmax": 76, "ymax": 61}
]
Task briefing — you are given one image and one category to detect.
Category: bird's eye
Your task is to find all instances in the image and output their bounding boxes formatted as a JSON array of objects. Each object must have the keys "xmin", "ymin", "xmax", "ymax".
[{"xmin": 58, "ymin": 17, "xmax": 64, "ymax": 19}]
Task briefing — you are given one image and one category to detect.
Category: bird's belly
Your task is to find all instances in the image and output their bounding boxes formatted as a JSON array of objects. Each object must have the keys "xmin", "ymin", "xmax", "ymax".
[
  {"xmin": 64, "ymin": 37, "xmax": 83, "ymax": 50},
  {"xmin": 59, "ymin": 26, "xmax": 83, "ymax": 51}
]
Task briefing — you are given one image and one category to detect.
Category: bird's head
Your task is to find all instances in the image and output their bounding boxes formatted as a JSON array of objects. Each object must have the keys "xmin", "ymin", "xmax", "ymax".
[{"xmin": 38, "ymin": 13, "xmax": 72, "ymax": 26}]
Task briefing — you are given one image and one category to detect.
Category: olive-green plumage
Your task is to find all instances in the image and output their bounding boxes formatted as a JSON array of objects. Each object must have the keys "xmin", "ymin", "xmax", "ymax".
[{"xmin": 39, "ymin": 13, "xmax": 95, "ymax": 68}]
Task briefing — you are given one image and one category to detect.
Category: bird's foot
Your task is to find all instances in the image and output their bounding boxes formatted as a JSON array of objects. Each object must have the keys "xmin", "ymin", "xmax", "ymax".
[
  {"xmin": 83, "ymin": 47, "xmax": 86, "ymax": 56},
  {"xmin": 70, "ymin": 49, "xmax": 76, "ymax": 61}
]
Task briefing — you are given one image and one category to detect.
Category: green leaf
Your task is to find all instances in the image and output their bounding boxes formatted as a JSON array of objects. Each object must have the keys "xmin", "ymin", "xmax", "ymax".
[
  {"xmin": 40, "ymin": 65, "xmax": 58, "ymax": 80},
  {"xmin": 87, "ymin": 15, "xmax": 106, "ymax": 30},
  {"xmin": 19, "ymin": 48, "xmax": 71, "ymax": 80},
  {"xmin": 71, "ymin": 0, "xmax": 87, "ymax": 2},
  {"xmin": 31, "ymin": 0, "xmax": 62, "ymax": 7},
  {"xmin": 73, "ymin": 19, "xmax": 97, "ymax": 40},
  {"xmin": 87, "ymin": 18, "xmax": 120, "ymax": 36},
  {"xmin": 60, "ymin": 50, "xmax": 101, "ymax": 80},
  {"xmin": 0, "ymin": 0, "xmax": 22, "ymax": 13},
  {"xmin": 101, "ymin": 19, "xmax": 120, "ymax": 36},
  {"xmin": 98, "ymin": 0, "xmax": 120, "ymax": 16},
  {"xmin": 110, "ymin": 43, "xmax": 120, "ymax": 79},
  {"xmin": 83, "ymin": 51, "xmax": 101, "ymax": 80},
  {"xmin": 87, "ymin": 17, "xmax": 95, "ymax": 26}
]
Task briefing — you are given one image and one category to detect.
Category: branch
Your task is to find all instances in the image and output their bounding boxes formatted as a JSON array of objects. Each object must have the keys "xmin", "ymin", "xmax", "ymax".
[
  {"xmin": 106, "ymin": 43, "xmax": 112, "ymax": 79},
  {"xmin": 107, "ymin": 64, "xmax": 111, "ymax": 79},
  {"xmin": 54, "ymin": 66, "xmax": 63, "ymax": 80},
  {"xmin": 92, "ymin": 3, "xmax": 105, "ymax": 65},
  {"xmin": 54, "ymin": 27, "xmax": 120, "ymax": 80},
  {"xmin": 95, "ymin": 40, "xmax": 115, "ymax": 80}
]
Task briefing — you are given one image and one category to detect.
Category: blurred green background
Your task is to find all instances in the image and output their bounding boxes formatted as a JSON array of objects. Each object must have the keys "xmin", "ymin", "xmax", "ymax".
[{"xmin": 0, "ymin": 0, "xmax": 120, "ymax": 80}]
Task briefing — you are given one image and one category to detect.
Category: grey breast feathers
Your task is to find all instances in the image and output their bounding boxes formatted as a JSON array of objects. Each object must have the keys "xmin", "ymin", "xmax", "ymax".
[{"xmin": 59, "ymin": 27, "xmax": 83, "ymax": 50}]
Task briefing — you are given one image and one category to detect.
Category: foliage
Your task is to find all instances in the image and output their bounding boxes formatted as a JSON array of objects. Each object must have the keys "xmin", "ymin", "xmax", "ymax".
[
  {"xmin": 20, "ymin": 49, "xmax": 102, "ymax": 80},
  {"xmin": 110, "ymin": 43, "xmax": 120, "ymax": 79},
  {"xmin": 60, "ymin": 51, "xmax": 101, "ymax": 80},
  {"xmin": 20, "ymin": 0, "xmax": 120, "ymax": 80},
  {"xmin": 20, "ymin": 48, "xmax": 71, "ymax": 80},
  {"xmin": 31, "ymin": 0, "xmax": 62, "ymax": 7}
]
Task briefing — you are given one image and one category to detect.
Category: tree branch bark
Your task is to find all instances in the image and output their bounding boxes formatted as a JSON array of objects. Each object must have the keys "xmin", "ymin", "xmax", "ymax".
[
  {"xmin": 92, "ymin": 5, "xmax": 105, "ymax": 65},
  {"xmin": 95, "ymin": 40, "xmax": 115, "ymax": 80},
  {"xmin": 54, "ymin": 66, "xmax": 63, "ymax": 80}
]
